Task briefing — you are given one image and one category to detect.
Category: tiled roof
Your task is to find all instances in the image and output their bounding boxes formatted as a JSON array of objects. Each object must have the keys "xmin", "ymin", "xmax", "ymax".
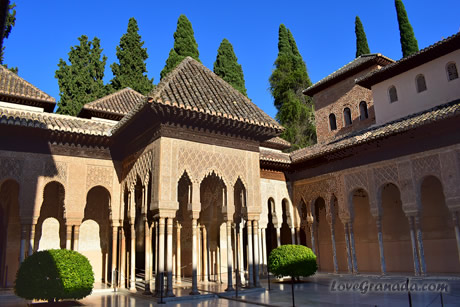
[
  {"xmin": 357, "ymin": 32, "xmax": 460, "ymax": 89},
  {"xmin": 79, "ymin": 88, "xmax": 145, "ymax": 119},
  {"xmin": 112, "ymin": 57, "xmax": 282, "ymax": 134},
  {"xmin": 290, "ymin": 98, "xmax": 460, "ymax": 163},
  {"xmin": 303, "ymin": 54, "xmax": 394, "ymax": 96},
  {"xmin": 260, "ymin": 148, "xmax": 291, "ymax": 164},
  {"xmin": 261, "ymin": 136, "xmax": 291, "ymax": 150},
  {"xmin": 0, "ymin": 65, "xmax": 56, "ymax": 112},
  {"xmin": 0, "ymin": 106, "xmax": 114, "ymax": 136}
]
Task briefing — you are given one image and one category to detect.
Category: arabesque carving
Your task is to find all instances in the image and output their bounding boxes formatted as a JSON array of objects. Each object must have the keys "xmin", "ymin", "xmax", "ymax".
[
  {"xmin": 44, "ymin": 161, "xmax": 67, "ymax": 183},
  {"xmin": 87, "ymin": 165, "xmax": 113, "ymax": 190},
  {"xmin": 0, "ymin": 158, "xmax": 24, "ymax": 181}
]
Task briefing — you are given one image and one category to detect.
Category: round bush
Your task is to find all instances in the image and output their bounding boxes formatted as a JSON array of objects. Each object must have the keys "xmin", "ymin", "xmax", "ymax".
[
  {"xmin": 268, "ymin": 244, "xmax": 317, "ymax": 278},
  {"xmin": 15, "ymin": 249, "xmax": 94, "ymax": 302}
]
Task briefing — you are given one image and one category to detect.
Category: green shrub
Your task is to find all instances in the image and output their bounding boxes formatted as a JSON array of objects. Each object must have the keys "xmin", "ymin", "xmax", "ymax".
[
  {"xmin": 14, "ymin": 249, "xmax": 94, "ymax": 302},
  {"xmin": 268, "ymin": 244, "xmax": 317, "ymax": 278}
]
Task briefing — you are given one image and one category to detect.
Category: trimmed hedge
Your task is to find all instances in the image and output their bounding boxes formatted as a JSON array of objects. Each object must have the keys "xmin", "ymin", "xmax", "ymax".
[
  {"xmin": 268, "ymin": 244, "xmax": 317, "ymax": 278},
  {"xmin": 15, "ymin": 249, "xmax": 94, "ymax": 302}
]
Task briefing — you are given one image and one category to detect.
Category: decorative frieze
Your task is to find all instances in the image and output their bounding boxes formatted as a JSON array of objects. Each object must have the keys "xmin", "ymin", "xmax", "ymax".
[
  {"xmin": 86, "ymin": 165, "xmax": 113, "ymax": 190},
  {"xmin": 0, "ymin": 157, "xmax": 24, "ymax": 181},
  {"xmin": 43, "ymin": 161, "xmax": 67, "ymax": 183}
]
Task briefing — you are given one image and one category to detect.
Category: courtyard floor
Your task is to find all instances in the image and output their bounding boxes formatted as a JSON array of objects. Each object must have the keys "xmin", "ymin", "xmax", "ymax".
[{"xmin": 1, "ymin": 273, "xmax": 460, "ymax": 306}]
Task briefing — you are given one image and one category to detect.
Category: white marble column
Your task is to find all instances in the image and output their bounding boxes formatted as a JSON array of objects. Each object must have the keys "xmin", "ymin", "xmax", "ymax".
[
  {"xmin": 120, "ymin": 227, "xmax": 126, "ymax": 288},
  {"xmin": 166, "ymin": 218, "xmax": 174, "ymax": 296},
  {"xmin": 144, "ymin": 217, "xmax": 151, "ymax": 293},
  {"xmin": 19, "ymin": 224, "xmax": 27, "ymax": 263},
  {"xmin": 130, "ymin": 220, "xmax": 136, "ymax": 291},
  {"xmin": 157, "ymin": 218, "xmax": 165, "ymax": 296},
  {"xmin": 296, "ymin": 227, "xmax": 301, "ymax": 245},
  {"xmin": 225, "ymin": 221, "xmax": 234, "ymax": 291},
  {"xmin": 202, "ymin": 225, "xmax": 208, "ymax": 282},
  {"xmin": 28, "ymin": 224, "xmax": 36, "ymax": 256},
  {"xmin": 190, "ymin": 218, "xmax": 200, "ymax": 295},
  {"xmin": 253, "ymin": 220, "xmax": 260, "ymax": 287},
  {"xmin": 276, "ymin": 227, "xmax": 281, "ymax": 247},
  {"xmin": 452, "ymin": 211, "xmax": 460, "ymax": 267},
  {"xmin": 348, "ymin": 222, "xmax": 358, "ymax": 274},
  {"xmin": 376, "ymin": 217, "xmax": 386, "ymax": 275},
  {"xmin": 415, "ymin": 216, "xmax": 427, "ymax": 275},
  {"xmin": 74, "ymin": 225, "xmax": 80, "ymax": 251},
  {"xmin": 329, "ymin": 220, "xmax": 338, "ymax": 274},
  {"xmin": 247, "ymin": 221, "xmax": 254, "ymax": 288},
  {"xmin": 176, "ymin": 222, "xmax": 182, "ymax": 284},
  {"xmin": 65, "ymin": 224, "xmax": 72, "ymax": 250},
  {"xmin": 344, "ymin": 222, "xmax": 353, "ymax": 273},
  {"xmin": 111, "ymin": 226, "xmax": 117, "ymax": 289},
  {"xmin": 261, "ymin": 228, "xmax": 267, "ymax": 274},
  {"xmin": 290, "ymin": 227, "xmax": 296, "ymax": 244},
  {"xmin": 310, "ymin": 222, "xmax": 316, "ymax": 254}
]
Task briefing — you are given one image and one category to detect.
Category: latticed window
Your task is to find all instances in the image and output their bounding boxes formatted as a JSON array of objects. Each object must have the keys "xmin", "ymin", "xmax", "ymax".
[
  {"xmin": 447, "ymin": 62, "xmax": 458, "ymax": 81},
  {"xmin": 329, "ymin": 113, "xmax": 337, "ymax": 131},
  {"xmin": 343, "ymin": 108, "xmax": 352, "ymax": 126},
  {"xmin": 416, "ymin": 74, "xmax": 427, "ymax": 93},
  {"xmin": 359, "ymin": 101, "xmax": 368, "ymax": 120},
  {"xmin": 388, "ymin": 86, "xmax": 398, "ymax": 103}
]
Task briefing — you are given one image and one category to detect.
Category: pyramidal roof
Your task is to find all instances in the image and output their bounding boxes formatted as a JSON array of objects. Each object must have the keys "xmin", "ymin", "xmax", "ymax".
[
  {"xmin": 79, "ymin": 87, "xmax": 145, "ymax": 120},
  {"xmin": 112, "ymin": 57, "xmax": 283, "ymax": 135},
  {"xmin": 0, "ymin": 65, "xmax": 56, "ymax": 112}
]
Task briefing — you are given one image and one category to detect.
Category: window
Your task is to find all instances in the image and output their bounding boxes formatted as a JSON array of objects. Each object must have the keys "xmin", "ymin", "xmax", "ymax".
[
  {"xmin": 329, "ymin": 113, "xmax": 337, "ymax": 131},
  {"xmin": 359, "ymin": 101, "xmax": 368, "ymax": 120},
  {"xmin": 388, "ymin": 86, "xmax": 398, "ymax": 103},
  {"xmin": 447, "ymin": 62, "xmax": 459, "ymax": 81},
  {"xmin": 343, "ymin": 108, "xmax": 352, "ymax": 126},
  {"xmin": 416, "ymin": 74, "xmax": 427, "ymax": 93}
]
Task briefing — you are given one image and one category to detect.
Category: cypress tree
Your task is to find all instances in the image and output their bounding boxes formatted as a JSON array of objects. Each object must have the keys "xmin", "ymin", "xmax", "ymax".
[
  {"xmin": 395, "ymin": 0, "xmax": 419, "ymax": 57},
  {"xmin": 269, "ymin": 24, "xmax": 316, "ymax": 150},
  {"xmin": 213, "ymin": 38, "xmax": 247, "ymax": 96},
  {"xmin": 55, "ymin": 35, "xmax": 107, "ymax": 116},
  {"xmin": 1, "ymin": 2, "xmax": 17, "ymax": 73},
  {"xmin": 110, "ymin": 17, "xmax": 154, "ymax": 95},
  {"xmin": 160, "ymin": 14, "xmax": 200, "ymax": 79},
  {"xmin": 355, "ymin": 16, "xmax": 370, "ymax": 57}
]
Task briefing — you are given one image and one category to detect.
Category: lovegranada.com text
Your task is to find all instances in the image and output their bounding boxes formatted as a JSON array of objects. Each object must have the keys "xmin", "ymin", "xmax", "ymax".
[{"xmin": 330, "ymin": 279, "xmax": 449, "ymax": 295}]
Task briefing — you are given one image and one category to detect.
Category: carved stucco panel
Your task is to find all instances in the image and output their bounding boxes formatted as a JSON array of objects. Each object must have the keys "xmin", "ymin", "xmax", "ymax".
[
  {"xmin": 0, "ymin": 157, "xmax": 24, "ymax": 181},
  {"xmin": 439, "ymin": 150, "xmax": 460, "ymax": 199},
  {"xmin": 86, "ymin": 165, "xmax": 113, "ymax": 191},
  {"xmin": 43, "ymin": 161, "xmax": 68, "ymax": 185},
  {"xmin": 412, "ymin": 154, "xmax": 441, "ymax": 183},
  {"xmin": 124, "ymin": 150, "xmax": 153, "ymax": 191}
]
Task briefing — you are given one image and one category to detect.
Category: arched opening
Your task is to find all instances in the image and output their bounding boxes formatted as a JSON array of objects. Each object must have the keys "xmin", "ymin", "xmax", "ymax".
[
  {"xmin": 265, "ymin": 198, "xmax": 277, "ymax": 257},
  {"xmin": 380, "ymin": 183, "xmax": 413, "ymax": 273},
  {"xmin": 280, "ymin": 199, "xmax": 292, "ymax": 245},
  {"xmin": 446, "ymin": 62, "xmax": 458, "ymax": 81},
  {"xmin": 331, "ymin": 196, "xmax": 347, "ymax": 272},
  {"xmin": 388, "ymin": 86, "xmax": 398, "ymax": 103},
  {"xmin": 82, "ymin": 186, "xmax": 111, "ymax": 283},
  {"xmin": 329, "ymin": 114, "xmax": 337, "ymax": 131},
  {"xmin": 343, "ymin": 108, "xmax": 352, "ymax": 126},
  {"xmin": 233, "ymin": 178, "xmax": 246, "ymax": 284},
  {"xmin": 36, "ymin": 181, "xmax": 66, "ymax": 251},
  {"xmin": 416, "ymin": 74, "xmax": 427, "ymax": 93},
  {"xmin": 420, "ymin": 176, "xmax": 460, "ymax": 273},
  {"xmin": 199, "ymin": 172, "xmax": 226, "ymax": 282},
  {"xmin": 0, "ymin": 180, "xmax": 20, "ymax": 287},
  {"xmin": 313, "ymin": 197, "xmax": 333, "ymax": 271},
  {"xmin": 351, "ymin": 188, "xmax": 380, "ymax": 273},
  {"xmin": 176, "ymin": 171, "xmax": 193, "ymax": 279},
  {"xmin": 359, "ymin": 101, "xmax": 368, "ymax": 120}
]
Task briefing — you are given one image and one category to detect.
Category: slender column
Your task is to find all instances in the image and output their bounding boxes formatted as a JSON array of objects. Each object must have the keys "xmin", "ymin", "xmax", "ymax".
[
  {"xmin": 309, "ymin": 222, "xmax": 316, "ymax": 254},
  {"xmin": 149, "ymin": 223, "xmax": 154, "ymax": 291},
  {"xmin": 74, "ymin": 225, "xmax": 80, "ymax": 251},
  {"xmin": 144, "ymin": 217, "xmax": 150, "ymax": 293},
  {"xmin": 452, "ymin": 211, "xmax": 460, "ymax": 267},
  {"xmin": 261, "ymin": 228, "xmax": 267, "ymax": 274},
  {"xmin": 166, "ymin": 218, "xmax": 174, "ymax": 296},
  {"xmin": 225, "ymin": 221, "xmax": 234, "ymax": 291},
  {"xmin": 407, "ymin": 216, "xmax": 420, "ymax": 275},
  {"xmin": 253, "ymin": 220, "xmax": 260, "ymax": 287},
  {"xmin": 120, "ymin": 227, "xmax": 126, "ymax": 288},
  {"xmin": 190, "ymin": 218, "xmax": 200, "ymax": 295},
  {"xmin": 247, "ymin": 220, "xmax": 254, "ymax": 288},
  {"xmin": 197, "ymin": 224, "xmax": 201, "ymax": 281},
  {"xmin": 290, "ymin": 227, "xmax": 295, "ymax": 244},
  {"xmin": 19, "ymin": 224, "xmax": 27, "ymax": 263},
  {"xmin": 296, "ymin": 227, "xmax": 301, "ymax": 245},
  {"xmin": 415, "ymin": 216, "xmax": 427, "ymax": 275},
  {"xmin": 154, "ymin": 221, "xmax": 159, "ymax": 294},
  {"xmin": 111, "ymin": 226, "xmax": 117, "ymax": 289},
  {"xmin": 157, "ymin": 218, "xmax": 165, "ymax": 296},
  {"xmin": 343, "ymin": 222, "xmax": 353, "ymax": 273},
  {"xmin": 376, "ymin": 218, "xmax": 386, "ymax": 275},
  {"xmin": 275, "ymin": 227, "xmax": 281, "ymax": 247},
  {"xmin": 329, "ymin": 221, "xmax": 338, "ymax": 274},
  {"xmin": 348, "ymin": 222, "xmax": 358, "ymax": 274},
  {"xmin": 28, "ymin": 224, "xmax": 36, "ymax": 256},
  {"xmin": 130, "ymin": 220, "xmax": 136, "ymax": 291},
  {"xmin": 65, "ymin": 224, "xmax": 72, "ymax": 250},
  {"xmin": 237, "ymin": 224, "xmax": 245, "ymax": 284},
  {"xmin": 202, "ymin": 225, "xmax": 208, "ymax": 282},
  {"xmin": 176, "ymin": 222, "xmax": 182, "ymax": 284}
]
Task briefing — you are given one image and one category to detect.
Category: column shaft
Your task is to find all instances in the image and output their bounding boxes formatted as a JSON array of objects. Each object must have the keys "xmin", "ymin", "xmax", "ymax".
[
  {"xmin": 144, "ymin": 218, "xmax": 150, "ymax": 293},
  {"xmin": 408, "ymin": 216, "xmax": 421, "ymax": 275},
  {"xmin": 415, "ymin": 216, "xmax": 427, "ymax": 275},
  {"xmin": 276, "ymin": 227, "xmax": 281, "ymax": 247},
  {"xmin": 261, "ymin": 228, "xmax": 267, "ymax": 274},
  {"xmin": 253, "ymin": 220, "xmax": 260, "ymax": 287},
  {"xmin": 65, "ymin": 224, "xmax": 72, "ymax": 250},
  {"xmin": 157, "ymin": 218, "xmax": 165, "ymax": 296},
  {"xmin": 120, "ymin": 227, "xmax": 126, "ymax": 288},
  {"xmin": 166, "ymin": 218, "xmax": 174, "ymax": 297},
  {"xmin": 453, "ymin": 211, "xmax": 460, "ymax": 267},
  {"xmin": 344, "ymin": 222, "xmax": 353, "ymax": 273},
  {"xmin": 376, "ymin": 218, "xmax": 386, "ymax": 274},
  {"xmin": 111, "ymin": 226, "xmax": 117, "ymax": 288},
  {"xmin": 290, "ymin": 227, "xmax": 295, "ymax": 244},
  {"xmin": 310, "ymin": 223, "xmax": 316, "ymax": 254},
  {"xmin": 28, "ymin": 224, "xmax": 36, "ymax": 256},
  {"xmin": 225, "ymin": 221, "xmax": 233, "ymax": 291},
  {"xmin": 19, "ymin": 224, "xmax": 27, "ymax": 263},
  {"xmin": 176, "ymin": 222, "xmax": 182, "ymax": 284},
  {"xmin": 247, "ymin": 221, "xmax": 254, "ymax": 288},
  {"xmin": 202, "ymin": 226, "xmax": 208, "ymax": 282},
  {"xmin": 296, "ymin": 228, "xmax": 301, "ymax": 245},
  {"xmin": 349, "ymin": 222, "xmax": 358, "ymax": 274},
  {"xmin": 329, "ymin": 222, "xmax": 338, "ymax": 273},
  {"xmin": 130, "ymin": 222, "xmax": 136, "ymax": 291},
  {"xmin": 190, "ymin": 219, "xmax": 199, "ymax": 295},
  {"xmin": 74, "ymin": 225, "xmax": 80, "ymax": 251}
]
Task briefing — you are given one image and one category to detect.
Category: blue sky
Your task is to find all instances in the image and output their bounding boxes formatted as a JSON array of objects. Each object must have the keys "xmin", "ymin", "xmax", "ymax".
[{"xmin": 4, "ymin": 0, "xmax": 460, "ymax": 118}]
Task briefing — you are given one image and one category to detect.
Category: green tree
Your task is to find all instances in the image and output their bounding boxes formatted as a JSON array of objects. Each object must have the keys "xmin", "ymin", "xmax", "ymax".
[
  {"xmin": 110, "ymin": 17, "xmax": 154, "ymax": 95},
  {"xmin": 213, "ymin": 38, "xmax": 247, "ymax": 96},
  {"xmin": 269, "ymin": 24, "xmax": 316, "ymax": 150},
  {"xmin": 160, "ymin": 14, "xmax": 200, "ymax": 79},
  {"xmin": 55, "ymin": 35, "xmax": 107, "ymax": 116},
  {"xmin": 1, "ymin": 1, "xmax": 17, "ymax": 73},
  {"xmin": 395, "ymin": 0, "xmax": 419, "ymax": 57},
  {"xmin": 355, "ymin": 16, "xmax": 370, "ymax": 57}
]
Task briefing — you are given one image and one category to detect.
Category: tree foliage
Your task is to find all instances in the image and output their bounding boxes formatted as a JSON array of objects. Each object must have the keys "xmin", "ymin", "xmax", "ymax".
[
  {"xmin": 269, "ymin": 24, "xmax": 316, "ymax": 150},
  {"xmin": 213, "ymin": 38, "xmax": 247, "ymax": 96},
  {"xmin": 55, "ymin": 35, "xmax": 107, "ymax": 116},
  {"xmin": 268, "ymin": 245, "xmax": 317, "ymax": 278},
  {"xmin": 160, "ymin": 14, "xmax": 200, "ymax": 80},
  {"xmin": 110, "ymin": 17, "xmax": 154, "ymax": 95},
  {"xmin": 355, "ymin": 16, "xmax": 370, "ymax": 57},
  {"xmin": 1, "ymin": 1, "xmax": 17, "ymax": 73},
  {"xmin": 15, "ymin": 249, "xmax": 94, "ymax": 303},
  {"xmin": 395, "ymin": 0, "xmax": 419, "ymax": 57}
]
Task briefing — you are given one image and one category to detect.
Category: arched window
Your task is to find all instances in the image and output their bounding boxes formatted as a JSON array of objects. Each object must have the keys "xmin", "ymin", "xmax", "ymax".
[
  {"xmin": 416, "ymin": 74, "xmax": 427, "ymax": 93},
  {"xmin": 343, "ymin": 108, "xmax": 352, "ymax": 126},
  {"xmin": 329, "ymin": 113, "xmax": 337, "ymax": 131},
  {"xmin": 359, "ymin": 101, "xmax": 368, "ymax": 120},
  {"xmin": 447, "ymin": 62, "xmax": 459, "ymax": 81},
  {"xmin": 388, "ymin": 86, "xmax": 398, "ymax": 103}
]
